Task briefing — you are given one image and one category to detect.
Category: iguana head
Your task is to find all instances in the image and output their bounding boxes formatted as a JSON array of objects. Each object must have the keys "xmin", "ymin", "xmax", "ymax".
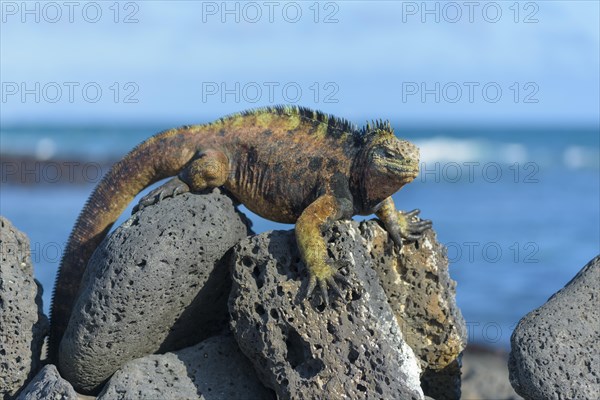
[{"xmin": 355, "ymin": 123, "xmax": 420, "ymax": 212}]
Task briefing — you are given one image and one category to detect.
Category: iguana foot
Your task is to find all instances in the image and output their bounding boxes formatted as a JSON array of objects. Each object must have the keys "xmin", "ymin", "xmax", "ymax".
[
  {"xmin": 375, "ymin": 197, "xmax": 432, "ymax": 248},
  {"xmin": 133, "ymin": 177, "xmax": 190, "ymax": 214},
  {"xmin": 399, "ymin": 209, "xmax": 432, "ymax": 242},
  {"xmin": 304, "ymin": 261, "xmax": 350, "ymax": 306},
  {"xmin": 294, "ymin": 194, "xmax": 354, "ymax": 306}
]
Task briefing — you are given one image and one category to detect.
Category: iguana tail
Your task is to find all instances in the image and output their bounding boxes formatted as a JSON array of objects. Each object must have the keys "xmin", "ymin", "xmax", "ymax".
[{"xmin": 48, "ymin": 125, "xmax": 201, "ymax": 362}]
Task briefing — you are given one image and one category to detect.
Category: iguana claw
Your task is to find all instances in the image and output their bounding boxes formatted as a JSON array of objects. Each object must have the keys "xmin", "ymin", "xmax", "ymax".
[
  {"xmin": 401, "ymin": 209, "xmax": 432, "ymax": 241},
  {"xmin": 133, "ymin": 178, "xmax": 190, "ymax": 214},
  {"xmin": 375, "ymin": 199, "xmax": 432, "ymax": 248},
  {"xmin": 306, "ymin": 268, "xmax": 349, "ymax": 306},
  {"xmin": 400, "ymin": 209, "xmax": 432, "ymax": 241}
]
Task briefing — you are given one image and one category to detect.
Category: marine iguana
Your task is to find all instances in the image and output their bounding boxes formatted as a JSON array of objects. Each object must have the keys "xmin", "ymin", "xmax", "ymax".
[{"xmin": 48, "ymin": 105, "xmax": 431, "ymax": 362}]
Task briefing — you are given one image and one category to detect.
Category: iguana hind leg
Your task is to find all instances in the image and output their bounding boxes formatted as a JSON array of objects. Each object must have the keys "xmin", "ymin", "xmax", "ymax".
[
  {"xmin": 134, "ymin": 177, "xmax": 190, "ymax": 213},
  {"xmin": 296, "ymin": 194, "xmax": 351, "ymax": 305},
  {"xmin": 134, "ymin": 149, "xmax": 229, "ymax": 212},
  {"xmin": 375, "ymin": 196, "xmax": 432, "ymax": 247}
]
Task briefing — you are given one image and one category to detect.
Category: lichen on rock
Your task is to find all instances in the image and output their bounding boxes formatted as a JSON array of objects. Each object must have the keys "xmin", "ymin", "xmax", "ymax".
[{"xmin": 359, "ymin": 220, "xmax": 467, "ymax": 400}]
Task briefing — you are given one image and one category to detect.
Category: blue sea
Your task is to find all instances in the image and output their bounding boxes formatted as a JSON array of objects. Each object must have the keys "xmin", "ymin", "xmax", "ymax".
[{"xmin": 1, "ymin": 123, "xmax": 598, "ymax": 349}]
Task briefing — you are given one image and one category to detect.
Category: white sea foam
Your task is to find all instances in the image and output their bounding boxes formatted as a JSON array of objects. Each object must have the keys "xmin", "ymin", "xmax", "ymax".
[
  {"xmin": 35, "ymin": 137, "xmax": 57, "ymax": 160},
  {"xmin": 414, "ymin": 137, "xmax": 529, "ymax": 165},
  {"xmin": 499, "ymin": 143, "xmax": 529, "ymax": 164},
  {"xmin": 414, "ymin": 136, "xmax": 599, "ymax": 170},
  {"xmin": 563, "ymin": 145, "xmax": 600, "ymax": 170},
  {"xmin": 414, "ymin": 137, "xmax": 486, "ymax": 164}
]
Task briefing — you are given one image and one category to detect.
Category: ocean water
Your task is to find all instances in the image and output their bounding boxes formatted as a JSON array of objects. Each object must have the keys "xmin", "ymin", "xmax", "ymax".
[{"xmin": 1, "ymin": 124, "xmax": 598, "ymax": 349}]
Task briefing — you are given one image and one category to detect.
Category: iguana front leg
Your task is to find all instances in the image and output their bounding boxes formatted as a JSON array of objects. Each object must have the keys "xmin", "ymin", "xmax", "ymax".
[
  {"xmin": 296, "ymin": 194, "xmax": 351, "ymax": 304},
  {"xmin": 375, "ymin": 196, "xmax": 432, "ymax": 247},
  {"xmin": 135, "ymin": 149, "xmax": 229, "ymax": 211}
]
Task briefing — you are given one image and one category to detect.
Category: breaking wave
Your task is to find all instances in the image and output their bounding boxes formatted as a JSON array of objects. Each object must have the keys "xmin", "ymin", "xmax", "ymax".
[{"xmin": 413, "ymin": 136, "xmax": 599, "ymax": 170}]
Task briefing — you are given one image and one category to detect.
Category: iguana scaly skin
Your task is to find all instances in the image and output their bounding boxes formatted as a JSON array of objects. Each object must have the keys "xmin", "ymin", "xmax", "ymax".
[{"xmin": 49, "ymin": 106, "xmax": 431, "ymax": 362}]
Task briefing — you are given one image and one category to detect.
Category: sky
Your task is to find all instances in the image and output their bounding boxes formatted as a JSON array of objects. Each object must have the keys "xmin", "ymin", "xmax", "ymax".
[{"xmin": 1, "ymin": 1, "xmax": 599, "ymax": 126}]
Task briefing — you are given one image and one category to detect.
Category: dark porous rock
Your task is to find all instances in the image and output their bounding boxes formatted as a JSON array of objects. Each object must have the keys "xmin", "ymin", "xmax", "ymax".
[
  {"xmin": 0, "ymin": 216, "xmax": 49, "ymax": 399},
  {"xmin": 59, "ymin": 190, "xmax": 252, "ymax": 394},
  {"xmin": 509, "ymin": 255, "xmax": 600, "ymax": 400},
  {"xmin": 16, "ymin": 365, "xmax": 78, "ymax": 400},
  {"xmin": 358, "ymin": 220, "xmax": 467, "ymax": 400},
  {"xmin": 98, "ymin": 333, "xmax": 275, "ymax": 400},
  {"xmin": 229, "ymin": 221, "xmax": 425, "ymax": 400}
]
